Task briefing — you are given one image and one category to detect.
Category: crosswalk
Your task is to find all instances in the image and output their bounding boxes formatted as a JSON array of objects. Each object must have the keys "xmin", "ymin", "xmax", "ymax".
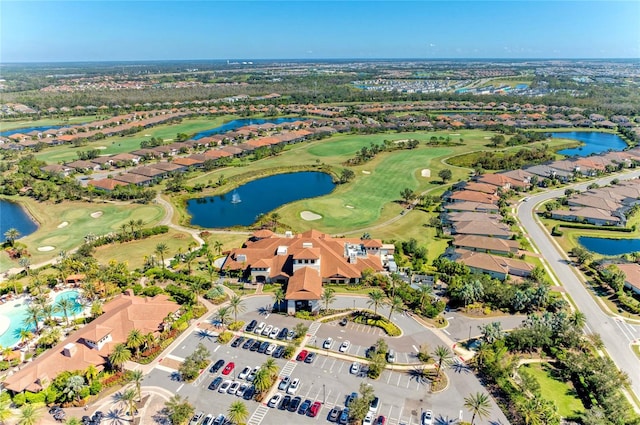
[
  {"xmin": 307, "ymin": 322, "xmax": 321, "ymax": 337},
  {"xmin": 280, "ymin": 360, "xmax": 297, "ymax": 377},
  {"xmin": 246, "ymin": 404, "xmax": 269, "ymax": 425}
]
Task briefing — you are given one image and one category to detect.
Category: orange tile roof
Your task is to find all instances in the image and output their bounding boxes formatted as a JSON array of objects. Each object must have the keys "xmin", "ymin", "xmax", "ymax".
[{"xmin": 285, "ymin": 267, "xmax": 323, "ymax": 300}]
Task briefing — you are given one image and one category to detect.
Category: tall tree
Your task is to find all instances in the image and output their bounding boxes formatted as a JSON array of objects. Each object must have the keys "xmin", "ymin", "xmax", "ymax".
[
  {"xmin": 433, "ymin": 345, "xmax": 453, "ymax": 378},
  {"xmin": 119, "ymin": 388, "xmax": 138, "ymax": 419},
  {"xmin": 215, "ymin": 306, "xmax": 232, "ymax": 327},
  {"xmin": 261, "ymin": 358, "xmax": 279, "ymax": 379},
  {"xmin": 367, "ymin": 289, "xmax": 385, "ymax": 316},
  {"xmin": 227, "ymin": 401, "xmax": 249, "ymax": 425},
  {"xmin": 272, "ymin": 288, "xmax": 285, "ymax": 312},
  {"xmin": 55, "ymin": 297, "xmax": 75, "ymax": 326},
  {"xmin": 164, "ymin": 395, "xmax": 194, "ymax": 425},
  {"xmin": 4, "ymin": 228, "xmax": 20, "ymax": 247},
  {"xmin": 321, "ymin": 287, "xmax": 336, "ymax": 311},
  {"xmin": 23, "ymin": 304, "xmax": 42, "ymax": 334},
  {"xmin": 155, "ymin": 243, "xmax": 169, "ymax": 269},
  {"xmin": 387, "ymin": 296, "xmax": 404, "ymax": 321},
  {"xmin": 464, "ymin": 392, "xmax": 491, "ymax": 425},
  {"xmin": 229, "ymin": 296, "xmax": 246, "ymax": 323},
  {"xmin": 126, "ymin": 329, "xmax": 145, "ymax": 357},
  {"xmin": 108, "ymin": 343, "xmax": 132, "ymax": 371},
  {"xmin": 131, "ymin": 370, "xmax": 144, "ymax": 401},
  {"xmin": 17, "ymin": 404, "xmax": 40, "ymax": 425}
]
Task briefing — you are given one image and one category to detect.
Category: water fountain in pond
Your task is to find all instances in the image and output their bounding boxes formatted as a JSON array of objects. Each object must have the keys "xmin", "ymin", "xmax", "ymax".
[{"xmin": 231, "ymin": 191, "xmax": 241, "ymax": 204}]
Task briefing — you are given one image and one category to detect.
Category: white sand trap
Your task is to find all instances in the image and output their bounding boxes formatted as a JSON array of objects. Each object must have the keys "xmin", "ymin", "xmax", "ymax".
[
  {"xmin": 57, "ymin": 221, "xmax": 69, "ymax": 229},
  {"xmin": 90, "ymin": 211, "xmax": 103, "ymax": 218},
  {"xmin": 362, "ymin": 170, "xmax": 371, "ymax": 174},
  {"xmin": 421, "ymin": 169, "xmax": 431, "ymax": 178},
  {"xmin": 346, "ymin": 205, "xmax": 354, "ymax": 209},
  {"xmin": 144, "ymin": 134, "xmax": 152, "ymax": 137},
  {"xmin": 38, "ymin": 246, "xmax": 55, "ymax": 252},
  {"xmin": 95, "ymin": 146, "xmax": 107, "ymax": 150},
  {"xmin": 449, "ymin": 133, "xmax": 461, "ymax": 136},
  {"xmin": 300, "ymin": 211, "xmax": 322, "ymax": 221},
  {"xmin": 484, "ymin": 136, "xmax": 492, "ymax": 139}
]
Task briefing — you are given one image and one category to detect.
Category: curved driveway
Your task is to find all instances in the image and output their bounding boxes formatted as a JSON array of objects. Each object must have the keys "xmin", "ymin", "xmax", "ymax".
[{"xmin": 517, "ymin": 169, "xmax": 640, "ymax": 403}]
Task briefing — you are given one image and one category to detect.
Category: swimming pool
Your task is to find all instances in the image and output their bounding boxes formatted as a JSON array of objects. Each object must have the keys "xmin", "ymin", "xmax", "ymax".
[{"xmin": 0, "ymin": 290, "xmax": 84, "ymax": 348}]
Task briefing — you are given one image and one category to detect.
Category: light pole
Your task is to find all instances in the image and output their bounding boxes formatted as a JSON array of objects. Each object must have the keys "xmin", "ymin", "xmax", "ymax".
[
  {"xmin": 353, "ymin": 299, "xmax": 355, "ymax": 310},
  {"xmin": 468, "ymin": 325, "xmax": 472, "ymax": 342},
  {"xmin": 323, "ymin": 384, "xmax": 326, "ymax": 404}
]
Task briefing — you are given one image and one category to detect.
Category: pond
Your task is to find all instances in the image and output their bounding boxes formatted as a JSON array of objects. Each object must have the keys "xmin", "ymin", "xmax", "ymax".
[
  {"xmin": 0, "ymin": 125, "xmax": 72, "ymax": 137},
  {"xmin": 186, "ymin": 171, "xmax": 335, "ymax": 228},
  {"xmin": 192, "ymin": 117, "xmax": 305, "ymax": 140},
  {"xmin": 551, "ymin": 132, "xmax": 628, "ymax": 157},
  {"xmin": 0, "ymin": 200, "xmax": 37, "ymax": 241},
  {"xmin": 579, "ymin": 236, "xmax": 640, "ymax": 256}
]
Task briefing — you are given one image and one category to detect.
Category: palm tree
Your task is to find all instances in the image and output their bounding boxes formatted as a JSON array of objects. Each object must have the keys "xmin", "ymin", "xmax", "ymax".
[
  {"xmin": 252, "ymin": 369, "xmax": 272, "ymax": 393},
  {"xmin": 464, "ymin": 392, "xmax": 492, "ymax": 425},
  {"xmin": 55, "ymin": 297, "xmax": 75, "ymax": 326},
  {"xmin": 126, "ymin": 329, "xmax": 145, "ymax": 357},
  {"xmin": 213, "ymin": 240, "xmax": 223, "ymax": 256},
  {"xmin": 109, "ymin": 343, "xmax": 132, "ymax": 371},
  {"xmin": 261, "ymin": 358, "xmax": 279, "ymax": 378},
  {"xmin": 229, "ymin": 296, "xmax": 245, "ymax": 322},
  {"xmin": 65, "ymin": 417, "xmax": 82, "ymax": 425},
  {"xmin": 131, "ymin": 370, "xmax": 144, "ymax": 401},
  {"xmin": 18, "ymin": 257, "xmax": 30, "ymax": 276},
  {"xmin": 227, "ymin": 401, "xmax": 249, "ymax": 425},
  {"xmin": 216, "ymin": 306, "xmax": 232, "ymax": 327},
  {"xmin": 433, "ymin": 345, "xmax": 453, "ymax": 378},
  {"xmin": 119, "ymin": 388, "xmax": 138, "ymax": 419},
  {"xmin": 63, "ymin": 375, "xmax": 86, "ymax": 402},
  {"xmin": 19, "ymin": 329, "xmax": 34, "ymax": 352},
  {"xmin": 270, "ymin": 212, "xmax": 280, "ymax": 231},
  {"xmin": 417, "ymin": 283, "xmax": 433, "ymax": 311},
  {"xmin": 4, "ymin": 228, "xmax": 20, "ymax": 247},
  {"xmin": 0, "ymin": 398, "xmax": 12, "ymax": 424},
  {"xmin": 17, "ymin": 404, "xmax": 40, "ymax": 425},
  {"xmin": 41, "ymin": 304, "xmax": 54, "ymax": 324},
  {"xmin": 155, "ymin": 243, "xmax": 169, "ymax": 269},
  {"xmin": 85, "ymin": 365, "xmax": 99, "ymax": 385},
  {"xmin": 367, "ymin": 289, "xmax": 385, "ymax": 316},
  {"xmin": 321, "ymin": 288, "xmax": 336, "ymax": 311},
  {"xmin": 164, "ymin": 395, "xmax": 194, "ymax": 425},
  {"xmin": 23, "ymin": 304, "xmax": 42, "ymax": 334},
  {"xmin": 387, "ymin": 296, "xmax": 404, "ymax": 321},
  {"xmin": 272, "ymin": 288, "xmax": 285, "ymax": 312}
]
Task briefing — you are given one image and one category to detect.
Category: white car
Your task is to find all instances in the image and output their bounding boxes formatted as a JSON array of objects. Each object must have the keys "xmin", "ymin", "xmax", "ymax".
[
  {"xmin": 369, "ymin": 396, "xmax": 379, "ymax": 414},
  {"xmin": 286, "ymin": 378, "xmax": 300, "ymax": 394},
  {"xmin": 339, "ymin": 340, "xmax": 351, "ymax": 352},
  {"xmin": 218, "ymin": 379, "xmax": 232, "ymax": 393},
  {"xmin": 350, "ymin": 361, "xmax": 361, "ymax": 375},
  {"xmin": 268, "ymin": 393, "xmax": 283, "ymax": 408},
  {"xmin": 236, "ymin": 383, "xmax": 248, "ymax": 397},
  {"xmin": 228, "ymin": 381, "xmax": 241, "ymax": 395},
  {"xmin": 269, "ymin": 327, "xmax": 280, "ymax": 339},
  {"xmin": 363, "ymin": 412, "xmax": 374, "ymax": 425},
  {"xmin": 421, "ymin": 410, "xmax": 433, "ymax": 425},
  {"xmin": 247, "ymin": 366, "xmax": 260, "ymax": 382},
  {"xmin": 265, "ymin": 343, "xmax": 277, "ymax": 355},
  {"xmin": 262, "ymin": 324, "xmax": 273, "ymax": 336},
  {"xmin": 323, "ymin": 337, "xmax": 333, "ymax": 349},
  {"xmin": 278, "ymin": 375, "xmax": 291, "ymax": 391},
  {"xmin": 238, "ymin": 366, "xmax": 251, "ymax": 380},
  {"xmin": 254, "ymin": 322, "xmax": 266, "ymax": 334}
]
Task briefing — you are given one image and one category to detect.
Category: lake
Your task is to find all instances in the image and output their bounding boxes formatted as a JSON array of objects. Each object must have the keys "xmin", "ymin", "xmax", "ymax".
[
  {"xmin": 0, "ymin": 200, "xmax": 37, "ymax": 241},
  {"xmin": 0, "ymin": 125, "xmax": 69, "ymax": 137},
  {"xmin": 551, "ymin": 132, "xmax": 628, "ymax": 157},
  {"xmin": 186, "ymin": 171, "xmax": 335, "ymax": 228},
  {"xmin": 579, "ymin": 236, "xmax": 640, "ymax": 256},
  {"xmin": 192, "ymin": 117, "xmax": 305, "ymax": 140}
]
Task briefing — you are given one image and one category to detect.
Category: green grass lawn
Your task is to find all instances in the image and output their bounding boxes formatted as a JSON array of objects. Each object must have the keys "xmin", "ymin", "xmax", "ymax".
[
  {"xmin": 520, "ymin": 363, "xmax": 585, "ymax": 418},
  {"xmin": 0, "ymin": 197, "xmax": 164, "ymax": 272},
  {"xmin": 0, "ymin": 115, "xmax": 99, "ymax": 131}
]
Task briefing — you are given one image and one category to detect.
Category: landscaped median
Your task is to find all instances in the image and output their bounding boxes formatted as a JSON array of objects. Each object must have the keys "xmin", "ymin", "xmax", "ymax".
[{"xmin": 318, "ymin": 309, "xmax": 402, "ymax": 337}]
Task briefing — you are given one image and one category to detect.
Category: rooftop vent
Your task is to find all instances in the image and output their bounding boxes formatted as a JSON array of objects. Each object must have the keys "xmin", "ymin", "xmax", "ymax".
[{"xmin": 63, "ymin": 343, "xmax": 77, "ymax": 357}]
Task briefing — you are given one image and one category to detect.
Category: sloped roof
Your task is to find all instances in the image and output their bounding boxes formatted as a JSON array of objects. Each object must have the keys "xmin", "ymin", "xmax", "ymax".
[{"xmin": 285, "ymin": 267, "xmax": 323, "ymax": 300}]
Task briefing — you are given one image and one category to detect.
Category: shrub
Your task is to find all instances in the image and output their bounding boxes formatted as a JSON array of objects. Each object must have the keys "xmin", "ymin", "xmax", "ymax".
[
  {"xmin": 12, "ymin": 393, "xmax": 26, "ymax": 407},
  {"xmin": 218, "ymin": 331, "xmax": 233, "ymax": 344},
  {"xmin": 89, "ymin": 380, "xmax": 102, "ymax": 395},
  {"xmin": 25, "ymin": 391, "xmax": 46, "ymax": 404},
  {"xmin": 227, "ymin": 321, "xmax": 245, "ymax": 331},
  {"xmin": 0, "ymin": 360, "xmax": 10, "ymax": 371},
  {"xmin": 295, "ymin": 311, "xmax": 314, "ymax": 320},
  {"xmin": 141, "ymin": 285, "xmax": 164, "ymax": 297}
]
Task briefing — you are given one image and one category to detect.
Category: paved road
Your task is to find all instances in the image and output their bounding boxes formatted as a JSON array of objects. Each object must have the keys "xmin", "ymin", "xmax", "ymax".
[{"xmin": 517, "ymin": 169, "xmax": 640, "ymax": 402}]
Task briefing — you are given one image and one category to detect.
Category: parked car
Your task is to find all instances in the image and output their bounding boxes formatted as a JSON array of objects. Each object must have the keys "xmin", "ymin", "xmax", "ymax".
[
  {"xmin": 218, "ymin": 380, "xmax": 232, "ymax": 393},
  {"xmin": 308, "ymin": 401, "xmax": 322, "ymax": 417},
  {"xmin": 242, "ymin": 338, "xmax": 255, "ymax": 349},
  {"xmin": 208, "ymin": 376, "xmax": 223, "ymax": 390},
  {"xmin": 189, "ymin": 411, "xmax": 203, "ymax": 425},
  {"xmin": 375, "ymin": 416, "xmax": 386, "ymax": 425},
  {"xmin": 247, "ymin": 366, "xmax": 260, "ymax": 382},
  {"xmin": 231, "ymin": 336, "xmax": 245, "ymax": 348},
  {"xmin": 278, "ymin": 327, "xmax": 289, "ymax": 340},
  {"xmin": 279, "ymin": 395, "xmax": 292, "ymax": 410},
  {"xmin": 245, "ymin": 319, "xmax": 258, "ymax": 332},
  {"xmin": 296, "ymin": 350, "xmax": 309, "ymax": 361},
  {"xmin": 386, "ymin": 349, "xmax": 396, "ymax": 363},
  {"xmin": 298, "ymin": 399, "xmax": 312, "ymax": 415},
  {"xmin": 286, "ymin": 378, "xmax": 300, "ymax": 394},
  {"xmin": 269, "ymin": 326, "xmax": 280, "ymax": 339},
  {"xmin": 265, "ymin": 343, "xmax": 277, "ymax": 355},
  {"xmin": 238, "ymin": 366, "xmax": 251, "ymax": 380},
  {"xmin": 304, "ymin": 352, "xmax": 316, "ymax": 364},
  {"xmin": 278, "ymin": 376, "xmax": 291, "ymax": 391},
  {"xmin": 201, "ymin": 414, "xmax": 214, "ymax": 425},
  {"xmin": 258, "ymin": 341, "xmax": 270, "ymax": 353},
  {"xmin": 323, "ymin": 337, "xmax": 333, "ymax": 349},
  {"xmin": 286, "ymin": 330, "xmax": 295, "ymax": 340},
  {"xmin": 363, "ymin": 412, "xmax": 374, "ymax": 425},
  {"xmin": 268, "ymin": 393, "xmax": 283, "ymax": 408},
  {"xmin": 222, "ymin": 362, "xmax": 235, "ymax": 375},
  {"xmin": 350, "ymin": 362, "xmax": 361, "ymax": 374},
  {"xmin": 369, "ymin": 396, "xmax": 380, "ymax": 413},
  {"xmin": 236, "ymin": 383, "xmax": 248, "ymax": 397},
  {"xmin": 328, "ymin": 406, "xmax": 341, "ymax": 422},
  {"xmin": 250, "ymin": 340, "xmax": 261, "ymax": 351},
  {"xmin": 209, "ymin": 359, "xmax": 225, "ymax": 373},
  {"xmin": 345, "ymin": 392, "xmax": 357, "ymax": 407},
  {"xmin": 254, "ymin": 322, "xmax": 266, "ymax": 334},
  {"xmin": 339, "ymin": 340, "xmax": 351, "ymax": 352},
  {"xmin": 421, "ymin": 410, "xmax": 433, "ymax": 425},
  {"xmin": 228, "ymin": 381, "xmax": 240, "ymax": 394},
  {"xmin": 338, "ymin": 407, "xmax": 349, "ymax": 425},
  {"xmin": 213, "ymin": 414, "xmax": 225, "ymax": 425},
  {"xmin": 243, "ymin": 386, "xmax": 256, "ymax": 401},
  {"xmin": 262, "ymin": 324, "xmax": 273, "ymax": 336},
  {"xmin": 288, "ymin": 396, "xmax": 302, "ymax": 412},
  {"xmin": 339, "ymin": 317, "xmax": 348, "ymax": 326},
  {"xmin": 273, "ymin": 345, "xmax": 285, "ymax": 358}
]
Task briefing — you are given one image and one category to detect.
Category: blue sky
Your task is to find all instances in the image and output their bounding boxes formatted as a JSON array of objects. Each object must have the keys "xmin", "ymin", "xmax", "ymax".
[{"xmin": 1, "ymin": 1, "xmax": 638, "ymax": 62}]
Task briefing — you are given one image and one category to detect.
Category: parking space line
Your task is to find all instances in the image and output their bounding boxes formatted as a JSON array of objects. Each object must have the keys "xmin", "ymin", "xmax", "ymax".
[
  {"xmin": 319, "ymin": 356, "xmax": 329, "ymax": 369},
  {"xmin": 337, "ymin": 361, "xmax": 345, "ymax": 374},
  {"xmin": 327, "ymin": 358, "xmax": 337, "ymax": 373},
  {"xmin": 402, "ymin": 353, "xmax": 409, "ymax": 363},
  {"xmin": 396, "ymin": 373, "xmax": 402, "ymax": 387},
  {"xmin": 385, "ymin": 370, "xmax": 392, "ymax": 384},
  {"xmin": 176, "ymin": 384, "xmax": 184, "ymax": 392}
]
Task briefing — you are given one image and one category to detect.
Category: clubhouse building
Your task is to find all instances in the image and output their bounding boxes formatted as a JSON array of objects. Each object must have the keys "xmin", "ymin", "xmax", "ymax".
[{"xmin": 222, "ymin": 230, "xmax": 386, "ymax": 314}]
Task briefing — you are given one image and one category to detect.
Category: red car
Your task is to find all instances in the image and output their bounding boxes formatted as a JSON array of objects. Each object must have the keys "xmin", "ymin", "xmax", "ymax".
[
  {"xmin": 222, "ymin": 362, "xmax": 235, "ymax": 375},
  {"xmin": 375, "ymin": 416, "xmax": 386, "ymax": 425},
  {"xmin": 296, "ymin": 350, "xmax": 309, "ymax": 362},
  {"xmin": 308, "ymin": 401, "xmax": 321, "ymax": 417}
]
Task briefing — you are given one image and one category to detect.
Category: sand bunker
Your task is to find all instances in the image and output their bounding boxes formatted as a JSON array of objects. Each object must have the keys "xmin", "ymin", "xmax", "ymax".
[
  {"xmin": 90, "ymin": 211, "xmax": 103, "ymax": 218},
  {"xmin": 362, "ymin": 171, "xmax": 371, "ymax": 174},
  {"xmin": 95, "ymin": 146, "xmax": 107, "ymax": 150},
  {"xmin": 450, "ymin": 133, "xmax": 461, "ymax": 136},
  {"xmin": 57, "ymin": 221, "xmax": 69, "ymax": 229},
  {"xmin": 421, "ymin": 169, "xmax": 431, "ymax": 178},
  {"xmin": 346, "ymin": 205, "xmax": 354, "ymax": 209},
  {"xmin": 300, "ymin": 211, "xmax": 322, "ymax": 221},
  {"xmin": 484, "ymin": 136, "xmax": 492, "ymax": 139},
  {"xmin": 38, "ymin": 246, "xmax": 55, "ymax": 252}
]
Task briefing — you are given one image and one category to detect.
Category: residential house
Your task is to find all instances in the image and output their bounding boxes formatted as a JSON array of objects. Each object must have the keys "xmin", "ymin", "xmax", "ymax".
[
  {"xmin": 613, "ymin": 263, "xmax": 640, "ymax": 295},
  {"xmin": 453, "ymin": 249, "xmax": 534, "ymax": 280},
  {"xmin": 452, "ymin": 235, "xmax": 519, "ymax": 255}
]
